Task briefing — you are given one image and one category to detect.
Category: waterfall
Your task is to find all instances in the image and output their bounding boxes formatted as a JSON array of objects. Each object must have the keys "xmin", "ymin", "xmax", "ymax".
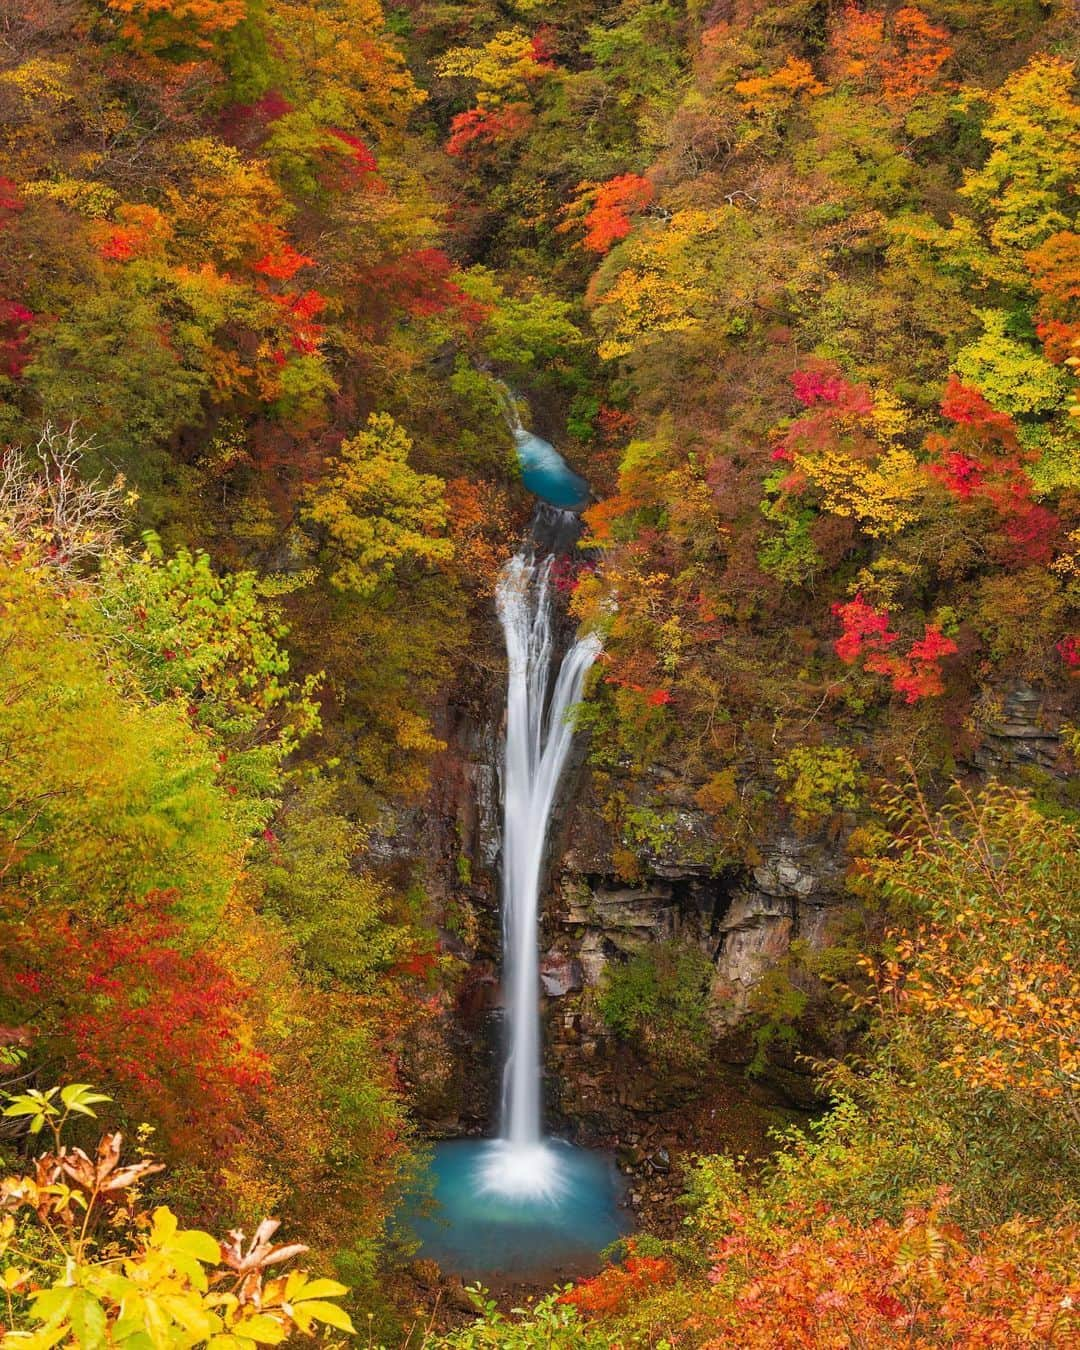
[
  {"xmin": 478, "ymin": 549, "xmax": 600, "ymax": 1200},
  {"xmin": 495, "ymin": 382, "xmax": 526, "ymax": 436}
]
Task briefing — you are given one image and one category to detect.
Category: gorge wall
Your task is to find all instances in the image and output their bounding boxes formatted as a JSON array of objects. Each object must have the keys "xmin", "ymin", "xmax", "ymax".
[{"xmin": 376, "ymin": 618, "xmax": 1074, "ymax": 1155}]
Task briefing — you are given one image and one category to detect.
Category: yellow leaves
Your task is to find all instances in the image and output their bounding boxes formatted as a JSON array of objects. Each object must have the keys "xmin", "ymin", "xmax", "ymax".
[
  {"xmin": 303, "ymin": 413, "xmax": 451, "ymax": 596},
  {"xmin": 695, "ymin": 769, "xmax": 739, "ymax": 815},
  {"xmin": 793, "ymin": 444, "xmax": 923, "ymax": 538},
  {"xmin": 959, "ymin": 55, "xmax": 1080, "ymax": 263},
  {"xmin": 263, "ymin": 1271, "xmax": 355, "ymax": 1335},
  {"xmin": 391, "ymin": 708, "xmax": 445, "ymax": 756},
  {"xmin": 267, "ymin": 0, "xmax": 425, "ymax": 134},
  {"xmin": 0, "ymin": 60, "xmax": 73, "ymax": 106},
  {"xmin": 435, "ymin": 30, "xmax": 542, "ymax": 106},
  {"xmin": 865, "ymin": 785, "xmax": 1080, "ymax": 1113},
  {"xmin": 1051, "ymin": 528, "xmax": 1080, "ymax": 578},
  {"xmin": 2, "ymin": 1267, "xmax": 32, "ymax": 1294},
  {"xmin": 21, "ymin": 177, "xmax": 120, "ymax": 219},
  {"xmin": 0, "ymin": 1119, "xmax": 356, "ymax": 1350},
  {"xmin": 589, "ymin": 208, "xmax": 737, "ymax": 360},
  {"xmin": 595, "ymin": 270, "xmax": 702, "ymax": 359},
  {"xmin": 165, "ymin": 139, "xmax": 287, "ymax": 267},
  {"xmin": 870, "ymin": 391, "xmax": 911, "ymax": 443}
]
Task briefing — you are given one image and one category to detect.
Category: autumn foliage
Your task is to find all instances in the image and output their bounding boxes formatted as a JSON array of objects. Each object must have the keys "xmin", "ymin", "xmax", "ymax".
[
  {"xmin": 7, "ymin": 893, "xmax": 271, "ymax": 1156},
  {"xmin": 558, "ymin": 1243, "xmax": 674, "ymax": 1316},
  {"xmin": 560, "ymin": 175, "xmax": 655, "ymax": 254},
  {"xmin": 832, "ymin": 595, "xmax": 957, "ymax": 702},
  {"xmin": 695, "ymin": 1198, "xmax": 1079, "ymax": 1348}
]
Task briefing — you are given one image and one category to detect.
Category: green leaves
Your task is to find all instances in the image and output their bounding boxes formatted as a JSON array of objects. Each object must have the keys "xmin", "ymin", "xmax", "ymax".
[
  {"xmin": 276, "ymin": 1273, "xmax": 356, "ymax": 1335},
  {"xmin": 2, "ymin": 1088, "xmax": 62, "ymax": 1135},
  {"xmin": 2, "ymin": 1085, "xmax": 111, "ymax": 1136},
  {"xmin": 60, "ymin": 1084, "xmax": 113, "ymax": 1119},
  {"xmin": 13, "ymin": 1285, "xmax": 108, "ymax": 1350},
  {"xmin": 0, "ymin": 1166, "xmax": 353, "ymax": 1350},
  {"xmin": 146, "ymin": 1208, "xmax": 223, "ymax": 1291}
]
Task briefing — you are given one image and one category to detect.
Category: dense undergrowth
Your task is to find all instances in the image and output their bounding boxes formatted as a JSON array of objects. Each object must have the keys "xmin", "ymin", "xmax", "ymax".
[{"xmin": 0, "ymin": 0, "xmax": 1078, "ymax": 1342}]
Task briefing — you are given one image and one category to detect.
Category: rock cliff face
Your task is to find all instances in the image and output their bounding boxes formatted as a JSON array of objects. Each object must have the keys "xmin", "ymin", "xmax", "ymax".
[
  {"xmin": 533, "ymin": 769, "xmax": 852, "ymax": 1129},
  {"xmin": 383, "ymin": 654, "xmax": 1070, "ymax": 1141},
  {"xmin": 554, "ymin": 775, "xmax": 849, "ymax": 1022},
  {"xmin": 972, "ymin": 681, "xmax": 1067, "ymax": 778}
]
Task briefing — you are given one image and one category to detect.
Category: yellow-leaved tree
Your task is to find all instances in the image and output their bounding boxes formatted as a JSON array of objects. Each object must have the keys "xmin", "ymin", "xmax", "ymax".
[{"xmin": 303, "ymin": 413, "xmax": 452, "ymax": 596}]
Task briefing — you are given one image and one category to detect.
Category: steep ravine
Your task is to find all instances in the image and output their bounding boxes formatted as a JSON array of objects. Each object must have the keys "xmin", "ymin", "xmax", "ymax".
[
  {"xmin": 371, "ymin": 580, "xmax": 822, "ymax": 1235},
  {"xmin": 377, "ymin": 573, "xmax": 1074, "ymax": 1246}
]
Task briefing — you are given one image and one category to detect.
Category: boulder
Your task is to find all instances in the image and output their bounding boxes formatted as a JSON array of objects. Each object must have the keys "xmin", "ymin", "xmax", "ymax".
[{"xmin": 540, "ymin": 949, "xmax": 584, "ymax": 997}]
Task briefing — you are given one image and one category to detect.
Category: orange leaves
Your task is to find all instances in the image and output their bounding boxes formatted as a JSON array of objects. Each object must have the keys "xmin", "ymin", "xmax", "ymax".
[
  {"xmin": 445, "ymin": 104, "xmax": 533, "ymax": 157},
  {"xmin": 559, "ymin": 1244, "xmax": 674, "ymax": 1316},
  {"xmin": 1027, "ymin": 230, "xmax": 1080, "ymax": 363},
  {"xmin": 830, "ymin": 4, "xmax": 953, "ymax": 109},
  {"xmin": 92, "ymin": 203, "xmax": 170, "ymax": 263},
  {"xmin": 938, "ymin": 373, "xmax": 1015, "ymax": 432},
  {"xmin": 443, "ymin": 475, "xmax": 516, "ymax": 594},
  {"xmin": 268, "ymin": 288, "xmax": 327, "ymax": 354},
  {"xmin": 691, "ymin": 1192, "xmax": 1079, "ymax": 1350},
  {"xmin": 559, "ymin": 174, "xmax": 654, "ymax": 254},
  {"xmin": 886, "ymin": 915, "xmax": 1080, "ymax": 1106},
  {"xmin": 253, "ymin": 243, "xmax": 314, "ymax": 281},
  {"xmin": 863, "ymin": 783, "xmax": 1080, "ymax": 1142},
  {"xmin": 861, "ymin": 624, "xmax": 958, "ymax": 702},
  {"xmin": 733, "ymin": 57, "xmax": 824, "ymax": 116},
  {"xmin": 103, "ymin": 0, "xmax": 248, "ymax": 54}
]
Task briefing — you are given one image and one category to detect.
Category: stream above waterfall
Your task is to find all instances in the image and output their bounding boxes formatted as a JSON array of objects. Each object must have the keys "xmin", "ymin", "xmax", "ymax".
[
  {"xmin": 500, "ymin": 387, "xmax": 591, "ymax": 511},
  {"xmin": 513, "ymin": 428, "xmax": 591, "ymax": 510}
]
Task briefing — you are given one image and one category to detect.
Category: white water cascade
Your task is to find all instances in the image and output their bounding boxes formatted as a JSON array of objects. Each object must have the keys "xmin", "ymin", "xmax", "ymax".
[{"xmin": 477, "ymin": 551, "xmax": 600, "ymax": 1201}]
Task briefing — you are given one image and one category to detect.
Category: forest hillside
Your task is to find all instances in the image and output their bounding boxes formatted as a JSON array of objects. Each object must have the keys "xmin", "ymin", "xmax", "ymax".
[{"xmin": 0, "ymin": 0, "xmax": 1077, "ymax": 1344}]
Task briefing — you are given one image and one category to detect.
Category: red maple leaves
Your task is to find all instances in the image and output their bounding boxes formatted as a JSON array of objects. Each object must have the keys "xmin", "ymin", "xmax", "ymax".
[
  {"xmin": 928, "ymin": 377, "xmax": 1059, "ymax": 566},
  {"xmin": 559, "ymin": 1244, "xmax": 673, "ymax": 1315},
  {"xmin": 833, "ymin": 595, "xmax": 957, "ymax": 702},
  {"xmin": 11, "ymin": 892, "xmax": 271, "ymax": 1154},
  {"xmin": 446, "ymin": 105, "xmax": 533, "ymax": 157}
]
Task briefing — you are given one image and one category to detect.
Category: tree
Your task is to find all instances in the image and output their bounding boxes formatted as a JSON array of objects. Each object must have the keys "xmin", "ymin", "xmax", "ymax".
[
  {"xmin": 96, "ymin": 537, "xmax": 321, "ymax": 814},
  {"xmin": 559, "ymin": 174, "xmax": 654, "ymax": 255},
  {"xmin": 303, "ymin": 413, "xmax": 451, "ymax": 596},
  {"xmin": 0, "ymin": 424, "xmax": 131, "ymax": 572},
  {"xmin": 0, "ymin": 549, "xmax": 247, "ymax": 927},
  {"xmin": 959, "ymin": 56, "xmax": 1080, "ymax": 270},
  {"xmin": 868, "ymin": 781, "xmax": 1080, "ymax": 1145},
  {"xmin": 435, "ymin": 29, "xmax": 551, "ymax": 106},
  {"xmin": 104, "ymin": 0, "xmax": 249, "ymax": 55}
]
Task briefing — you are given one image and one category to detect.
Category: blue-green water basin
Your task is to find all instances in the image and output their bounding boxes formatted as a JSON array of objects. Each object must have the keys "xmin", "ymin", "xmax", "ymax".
[
  {"xmin": 514, "ymin": 430, "xmax": 591, "ymax": 511},
  {"xmin": 403, "ymin": 1139, "xmax": 631, "ymax": 1280}
]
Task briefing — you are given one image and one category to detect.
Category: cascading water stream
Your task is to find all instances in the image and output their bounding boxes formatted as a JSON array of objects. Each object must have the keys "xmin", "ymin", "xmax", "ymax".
[
  {"xmin": 401, "ymin": 392, "xmax": 630, "ymax": 1275},
  {"xmin": 477, "ymin": 553, "xmax": 600, "ymax": 1200}
]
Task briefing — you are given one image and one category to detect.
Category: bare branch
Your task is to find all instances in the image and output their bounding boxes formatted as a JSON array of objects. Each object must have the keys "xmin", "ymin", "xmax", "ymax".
[{"xmin": 0, "ymin": 423, "xmax": 132, "ymax": 574}]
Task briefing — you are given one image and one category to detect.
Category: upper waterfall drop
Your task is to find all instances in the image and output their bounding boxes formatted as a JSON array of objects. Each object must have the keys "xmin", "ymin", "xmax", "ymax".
[{"xmin": 478, "ymin": 551, "xmax": 600, "ymax": 1201}]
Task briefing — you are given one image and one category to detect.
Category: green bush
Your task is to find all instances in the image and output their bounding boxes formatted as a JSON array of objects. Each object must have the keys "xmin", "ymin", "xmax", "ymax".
[{"xmin": 596, "ymin": 939, "xmax": 714, "ymax": 1067}]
